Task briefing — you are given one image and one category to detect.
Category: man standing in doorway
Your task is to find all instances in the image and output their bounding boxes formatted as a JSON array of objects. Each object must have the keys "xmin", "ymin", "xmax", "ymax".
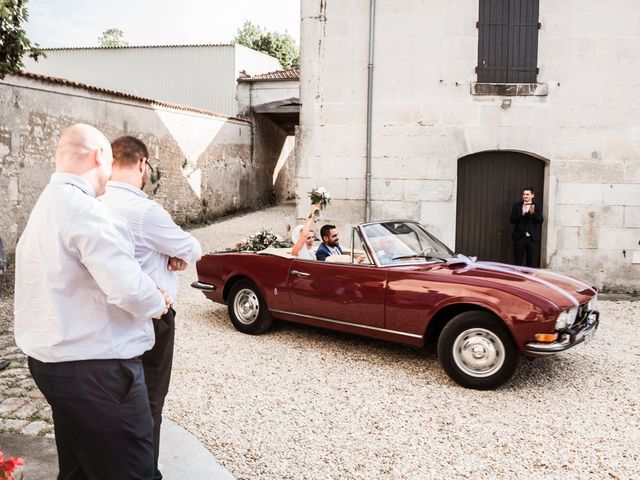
[
  {"xmin": 100, "ymin": 136, "xmax": 202, "ymax": 480},
  {"xmin": 510, "ymin": 187, "xmax": 543, "ymax": 267}
]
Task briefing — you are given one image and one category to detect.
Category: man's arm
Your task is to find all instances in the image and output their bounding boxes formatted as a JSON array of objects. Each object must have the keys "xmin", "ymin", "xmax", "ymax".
[
  {"xmin": 509, "ymin": 203, "xmax": 522, "ymax": 224},
  {"xmin": 530, "ymin": 204, "xmax": 543, "ymax": 224},
  {"xmin": 316, "ymin": 245, "xmax": 329, "ymax": 262},
  {"xmin": 141, "ymin": 204, "xmax": 202, "ymax": 264},
  {"xmin": 68, "ymin": 206, "xmax": 167, "ymax": 320}
]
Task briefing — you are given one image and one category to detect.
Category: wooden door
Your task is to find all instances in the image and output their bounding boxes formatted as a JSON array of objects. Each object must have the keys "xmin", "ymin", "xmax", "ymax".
[{"xmin": 456, "ymin": 151, "xmax": 544, "ymax": 265}]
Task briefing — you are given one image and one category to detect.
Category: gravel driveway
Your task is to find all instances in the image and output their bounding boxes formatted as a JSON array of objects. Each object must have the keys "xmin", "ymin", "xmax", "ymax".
[{"xmin": 166, "ymin": 203, "xmax": 640, "ymax": 479}]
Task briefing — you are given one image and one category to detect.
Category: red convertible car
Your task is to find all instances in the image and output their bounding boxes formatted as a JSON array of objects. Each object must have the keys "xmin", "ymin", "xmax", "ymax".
[{"xmin": 193, "ymin": 220, "xmax": 599, "ymax": 390}]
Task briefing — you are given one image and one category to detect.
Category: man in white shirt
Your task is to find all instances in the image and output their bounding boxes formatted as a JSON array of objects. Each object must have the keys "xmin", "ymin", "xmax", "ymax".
[
  {"xmin": 100, "ymin": 136, "xmax": 202, "ymax": 480},
  {"xmin": 14, "ymin": 124, "xmax": 170, "ymax": 479}
]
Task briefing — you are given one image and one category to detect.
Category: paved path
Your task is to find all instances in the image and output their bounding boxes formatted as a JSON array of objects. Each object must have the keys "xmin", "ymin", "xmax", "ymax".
[{"xmin": 0, "ymin": 333, "xmax": 234, "ymax": 479}]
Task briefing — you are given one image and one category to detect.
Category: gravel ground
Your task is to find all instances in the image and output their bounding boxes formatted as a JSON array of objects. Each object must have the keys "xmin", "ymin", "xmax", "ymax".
[
  {"xmin": 165, "ymin": 204, "xmax": 640, "ymax": 480},
  {"xmin": 1, "ymin": 204, "xmax": 637, "ymax": 479}
]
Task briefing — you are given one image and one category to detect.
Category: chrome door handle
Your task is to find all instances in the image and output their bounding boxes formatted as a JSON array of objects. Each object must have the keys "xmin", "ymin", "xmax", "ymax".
[{"xmin": 291, "ymin": 270, "xmax": 310, "ymax": 277}]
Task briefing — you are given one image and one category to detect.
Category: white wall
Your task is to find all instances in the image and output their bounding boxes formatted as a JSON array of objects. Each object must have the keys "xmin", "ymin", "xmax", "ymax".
[
  {"xmin": 23, "ymin": 45, "xmax": 282, "ymax": 117},
  {"xmin": 298, "ymin": 0, "xmax": 640, "ymax": 290}
]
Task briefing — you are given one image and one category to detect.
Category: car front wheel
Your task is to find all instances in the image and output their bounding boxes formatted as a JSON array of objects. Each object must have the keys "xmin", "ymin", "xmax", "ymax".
[
  {"xmin": 228, "ymin": 279, "xmax": 273, "ymax": 334},
  {"xmin": 438, "ymin": 311, "xmax": 519, "ymax": 390}
]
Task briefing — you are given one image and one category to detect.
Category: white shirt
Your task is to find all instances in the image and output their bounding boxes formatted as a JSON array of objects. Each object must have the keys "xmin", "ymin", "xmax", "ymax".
[
  {"xmin": 14, "ymin": 173, "xmax": 167, "ymax": 363},
  {"xmin": 101, "ymin": 181, "xmax": 202, "ymax": 301}
]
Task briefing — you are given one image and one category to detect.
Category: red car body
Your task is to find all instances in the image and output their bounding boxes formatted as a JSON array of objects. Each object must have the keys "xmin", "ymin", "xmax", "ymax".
[{"xmin": 193, "ymin": 221, "xmax": 599, "ymax": 389}]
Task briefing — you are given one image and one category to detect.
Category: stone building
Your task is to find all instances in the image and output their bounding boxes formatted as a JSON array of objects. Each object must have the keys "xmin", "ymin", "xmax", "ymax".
[
  {"xmin": 0, "ymin": 72, "xmax": 285, "ymax": 253},
  {"xmin": 297, "ymin": 0, "xmax": 640, "ymax": 291}
]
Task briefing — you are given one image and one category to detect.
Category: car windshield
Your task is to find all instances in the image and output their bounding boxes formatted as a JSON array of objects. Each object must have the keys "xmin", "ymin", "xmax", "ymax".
[{"xmin": 361, "ymin": 221, "xmax": 454, "ymax": 266}]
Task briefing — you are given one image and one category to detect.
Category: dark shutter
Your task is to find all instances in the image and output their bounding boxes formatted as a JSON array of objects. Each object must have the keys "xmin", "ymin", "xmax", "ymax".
[{"xmin": 477, "ymin": 0, "xmax": 539, "ymax": 83}]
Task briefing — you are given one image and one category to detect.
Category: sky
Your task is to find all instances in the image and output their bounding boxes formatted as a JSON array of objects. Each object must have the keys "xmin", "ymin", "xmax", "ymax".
[{"xmin": 24, "ymin": 0, "xmax": 301, "ymax": 48}]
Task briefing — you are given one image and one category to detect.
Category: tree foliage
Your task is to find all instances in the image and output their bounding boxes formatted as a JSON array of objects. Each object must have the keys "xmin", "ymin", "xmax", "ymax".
[
  {"xmin": 98, "ymin": 28, "xmax": 128, "ymax": 47},
  {"xmin": 0, "ymin": 0, "xmax": 45, "ymax": 79},
  {"xmin": 234, "ymin": 21, "xmax": 299, "ymax": 69}
]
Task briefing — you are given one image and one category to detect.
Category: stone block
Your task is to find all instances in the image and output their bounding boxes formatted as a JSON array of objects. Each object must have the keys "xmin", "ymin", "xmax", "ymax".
[
  {"xmin": 419, "ymin": 201, "xmax": 457, "ymax": 226},
  {"xmin": 624, "ymin": 206, "xmax": 640, "ymax": 227},
  {"xmin": 21, "ymin": 421, "xmax": 50, "ymax": 436},
  {"xmin": 404, "ymin": 179, "xmax": 453, "ymax": 202},
  {"xmin": 603, "ymin": 184, "xmax": 640, "ymax": 206},
  {"xmin": 346, "ymin": 178, "xmax": 366, "ymax": 200},
  {"xmin": 555, "ymin": 183, "xmax": 604, "ymax": 205},
  {"xmin": 0, "ymin": 419, "xmax": 28, "ymax": 432},
  {"xmin": 597, "ymin": 227, "xmax": 640, "ymax": 250},
  {"xmin": 556, "ymin": 205, "xmax": 624, "ymax": 228},
  {"xmin": 557, "ymin": 227, "xmax": 581, "ymax": 250},
  {"xmin": 371, "ymin": 201, "xmax": 420, "ymax": 221},
  {"xmin": 426, "ymin": 157, "xmax": 457, "ymax": 179},
  {"xmin": 371, "ymin": 179, "xmax": 404, "ymax": 201},
  {"xmin": 552, "ymin": 159, "xmax": 626, "ymax": 184},
  {"xmin": 371, "ymin": 156, "xmax": 428, "ymax": 180},
  {"xmin": 12, "ymin": 402, "xmax": 41, "ymax": 420},
  {"xmin": 0, "ymin": 398, "xmax": 25, "ymax": 416}
]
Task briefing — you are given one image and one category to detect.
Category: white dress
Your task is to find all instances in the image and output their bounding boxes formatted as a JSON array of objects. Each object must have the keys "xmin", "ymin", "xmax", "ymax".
[{"xmin": 296, "ymin": 245, "xmax": 315, "ymax": 260}]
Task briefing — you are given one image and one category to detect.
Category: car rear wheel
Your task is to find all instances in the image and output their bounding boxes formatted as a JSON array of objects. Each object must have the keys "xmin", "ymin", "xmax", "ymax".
[
  {"xmin": 437, "ymin": 311, "xmax": 519, "ymax": 390},
  {"xmin": 228, "ymin": 279, "xmax": 273, "ymax": 334}
]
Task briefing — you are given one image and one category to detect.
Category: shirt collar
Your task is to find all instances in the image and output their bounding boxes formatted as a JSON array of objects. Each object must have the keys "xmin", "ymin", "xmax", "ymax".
[
  {"xmin": 50, "ymin": 172, "xmax": 96, "ymax": 198},
  {"xmin": 106, "ymin": 180, "xmax": 148, "ymax": 199}
]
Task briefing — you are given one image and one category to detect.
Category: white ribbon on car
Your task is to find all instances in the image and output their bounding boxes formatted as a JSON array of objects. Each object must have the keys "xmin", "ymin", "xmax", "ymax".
[{"xmin": 445, "ymin": 254, "xmax": 583, "ymax": 308}]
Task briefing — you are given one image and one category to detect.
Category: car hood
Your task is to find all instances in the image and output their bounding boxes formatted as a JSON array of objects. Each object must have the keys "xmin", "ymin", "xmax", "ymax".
[{"xmin": 415, "ymin": 258, "xmax": 596, "ymax": 310}]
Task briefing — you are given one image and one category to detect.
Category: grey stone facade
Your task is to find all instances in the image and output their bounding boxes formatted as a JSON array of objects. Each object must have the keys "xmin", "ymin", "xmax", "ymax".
[{"xmin": 0, "ymin": 73, "xmax": 289, "ymax": 253}]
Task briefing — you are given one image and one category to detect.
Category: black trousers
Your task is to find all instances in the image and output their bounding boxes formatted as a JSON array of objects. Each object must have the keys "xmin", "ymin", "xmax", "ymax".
[
  {"xmin": 513, "ymin": 237, "xmax": 539, "ymax": 267},
  {"xmin": 141, "ymin": 308, "xmax": 176, "ymax": 480},
  {"xmin": 28, "ymin": 356, "xmax": 154, "ymax": 480}
]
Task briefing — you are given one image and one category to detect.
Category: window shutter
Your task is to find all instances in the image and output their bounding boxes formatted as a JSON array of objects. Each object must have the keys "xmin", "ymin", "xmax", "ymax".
[{"xmin": 477, "ymin": 0, "xmax": 539, "ymax": 83}]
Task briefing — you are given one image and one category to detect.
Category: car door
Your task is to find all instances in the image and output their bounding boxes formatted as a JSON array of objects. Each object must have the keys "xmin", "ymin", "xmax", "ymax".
[{"xmin": 287, "ymin": 259, "xmax": 387, "ymax": 328}]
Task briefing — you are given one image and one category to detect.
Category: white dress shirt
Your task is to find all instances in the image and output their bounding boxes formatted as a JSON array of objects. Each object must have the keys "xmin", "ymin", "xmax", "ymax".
[
  {"xmin": 100, "ymin": 181, "xmax": 202, "ymax": 302},
  {"xmin": 14, "ymin": 173, "xmax": 167, "ymax": 363}
]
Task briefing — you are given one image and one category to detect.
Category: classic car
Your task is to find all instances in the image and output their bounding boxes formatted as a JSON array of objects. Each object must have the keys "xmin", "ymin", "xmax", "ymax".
[{"xmin": 192, "ymin": 220, "xmax": 600, "ymax": 390}]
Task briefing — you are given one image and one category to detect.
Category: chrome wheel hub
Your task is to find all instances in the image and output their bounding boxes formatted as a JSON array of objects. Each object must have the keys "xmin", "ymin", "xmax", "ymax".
[
  {"xmin": 452, "ymin": 328, "xmax": 505, "ymax": 378},
  {"xmin": 233, "ymin": 289, "xmax": 260, "ymax": 325}
]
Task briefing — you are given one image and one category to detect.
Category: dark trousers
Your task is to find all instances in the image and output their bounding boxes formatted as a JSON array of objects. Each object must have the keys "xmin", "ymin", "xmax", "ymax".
[
  {"xmin": 141, "ymin": 308, "xmax": 175, "ymax": 480},
  {"xmin": 514, "ymin": 237, "xmax": 538, "ymax": 267},
  {"xmin": 28, "ymin": 356, "xmax": 154, "ymax": 480}
]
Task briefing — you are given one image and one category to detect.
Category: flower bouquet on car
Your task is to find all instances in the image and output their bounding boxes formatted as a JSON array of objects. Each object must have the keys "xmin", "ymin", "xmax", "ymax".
[
  {"xmin": 232, "ymin": 230, "xmax": 293, "ymax": 252},
  {"xmin": 309, "ymin": 187, "xmax": 331, "ymax": 218}
]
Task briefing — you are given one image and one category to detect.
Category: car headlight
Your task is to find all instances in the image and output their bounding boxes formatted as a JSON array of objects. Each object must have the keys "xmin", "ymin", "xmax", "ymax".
[
  {"xmin": 586, "ymin": 295, "xmax": 598, "ymax": 312},
  {"xmin": 555, "ymin": 306, "xmax": 578, "ymax": 330}
]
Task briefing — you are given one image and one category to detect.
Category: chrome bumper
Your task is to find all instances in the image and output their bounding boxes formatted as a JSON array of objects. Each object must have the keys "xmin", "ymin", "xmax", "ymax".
[
  {"xmin": 191, "ymin": 281, "xmax": 216, "ymax": 292},
  {"xmin": 524, "ymin": 310, "xmax": 600, "ymax": 355}
]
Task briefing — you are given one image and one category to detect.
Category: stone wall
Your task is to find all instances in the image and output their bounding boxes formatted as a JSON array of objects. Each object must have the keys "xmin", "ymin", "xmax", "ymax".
[
  {"xmin": 0, "ymin": 74, "xmax": 280, "ymax": 253},
  {"xmin": 298, "ymin": 0, "xmax": 640, "ymax": 291}
]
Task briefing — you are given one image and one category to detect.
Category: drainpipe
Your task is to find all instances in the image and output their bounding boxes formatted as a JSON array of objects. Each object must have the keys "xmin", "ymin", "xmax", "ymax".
[{"xmin": 365, "ymin": 0, "xmax": 376, "ymax": 222}]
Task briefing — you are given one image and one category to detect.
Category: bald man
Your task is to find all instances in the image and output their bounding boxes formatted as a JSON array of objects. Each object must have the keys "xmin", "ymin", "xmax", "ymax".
[{"xmin": 14, "ymin": 124, "xmax": 170, "ymax": 479}]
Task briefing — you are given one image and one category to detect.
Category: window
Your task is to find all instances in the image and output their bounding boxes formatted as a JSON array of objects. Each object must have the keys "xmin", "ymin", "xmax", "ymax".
[{"xmin": 476, "ymin": 0, "xmax": 540, "ymax": 83}]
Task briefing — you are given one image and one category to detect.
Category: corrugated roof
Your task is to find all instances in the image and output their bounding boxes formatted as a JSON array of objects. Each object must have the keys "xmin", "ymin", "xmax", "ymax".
[
  {"xmin": 40, "ymin": 43, "xmax": 234, "ymax": 51},
  {"xmin": 238, "ymin": 68, "xmax": 300, "ymax": 82},
  {"xmin": 13, "ymin": 71, "xmax": 249, "ymax": 123}
]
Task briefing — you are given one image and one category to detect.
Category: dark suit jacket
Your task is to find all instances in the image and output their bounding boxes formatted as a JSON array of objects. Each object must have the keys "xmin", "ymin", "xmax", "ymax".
[
  {"xmin": 510, "ymin": 202, "xmax": 543, "ymax": 242},
  {"xmin": 315, "ymin": 243, "xmax": 343, "ymax": 261}
]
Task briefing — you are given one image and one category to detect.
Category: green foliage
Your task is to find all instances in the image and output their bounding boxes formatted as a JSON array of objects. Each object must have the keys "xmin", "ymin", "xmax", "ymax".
[
  {"xmin": 98, "ymin": 28, "xmax": 128, "ymax": 47},
  {"xmin": 0, "ymin": 0, "xmax": 45, "ymax": 79},
  {"xmin": 234, "ymin": 20, "xmax": 299, "ymax": 69}
]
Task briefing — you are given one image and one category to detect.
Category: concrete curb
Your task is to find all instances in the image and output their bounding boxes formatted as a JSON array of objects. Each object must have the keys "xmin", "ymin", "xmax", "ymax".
[{"xmin": 0, "ymin": 419, "xmax": 234, "ymax": 479}]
